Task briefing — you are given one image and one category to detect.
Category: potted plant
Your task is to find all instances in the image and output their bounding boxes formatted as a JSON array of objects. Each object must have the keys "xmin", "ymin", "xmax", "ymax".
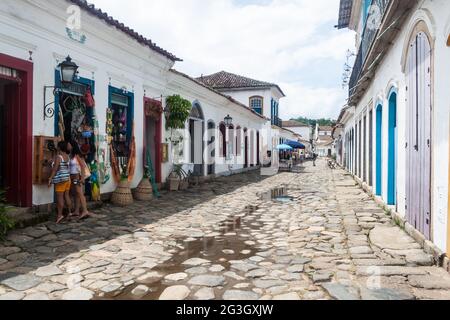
[
  {"xmin": 0, "ymin": 190, "xmax": 14, "ymax": 240},
  {"xmin": 168, "ymin": 164, "xmax": 188, "ymax": 191},
  {"xmin": 111, "ymin": 162, "xmax": 134, "ymax": 206},
  {"xmin": 134, "ymin": 165, "xmax": 153, "ymax": 201},
  {"xmin": 165, "ymin": 95, "xmax": 192, "ymax": 131},
  {"xmin": 179, "ymin": 170, "xmax": 191, "ymax": 190}
]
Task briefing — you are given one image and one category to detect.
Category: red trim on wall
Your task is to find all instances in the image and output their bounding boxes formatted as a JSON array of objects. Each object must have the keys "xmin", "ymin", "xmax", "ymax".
[
  {"xmin": 143, "ymin": 97, "xmax": 162, "ymax": 183},
  {"xmin": 0, "ymin": 53, "xmax": 33, "ymax": 207}
]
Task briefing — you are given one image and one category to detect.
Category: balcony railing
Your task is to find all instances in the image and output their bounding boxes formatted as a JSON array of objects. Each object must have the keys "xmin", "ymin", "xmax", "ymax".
[{"xmin": 349, "ymin": 0, "xmax": 390, "ymax": 96}]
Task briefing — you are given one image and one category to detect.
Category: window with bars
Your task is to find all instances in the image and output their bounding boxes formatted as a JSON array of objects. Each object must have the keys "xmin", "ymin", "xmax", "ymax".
[{"xmin": 250, "ymin": 96, "xmax": 263, "ymax": 115}]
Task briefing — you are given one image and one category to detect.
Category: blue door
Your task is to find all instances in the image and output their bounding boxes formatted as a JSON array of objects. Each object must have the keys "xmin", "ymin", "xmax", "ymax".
[
  {"xmin": 387, "ymin": 91, "xmax": 397, "ymax": 205},
  {"xmin": 375, "ymin": 104, "xmax": 383, "ymax": 196}
]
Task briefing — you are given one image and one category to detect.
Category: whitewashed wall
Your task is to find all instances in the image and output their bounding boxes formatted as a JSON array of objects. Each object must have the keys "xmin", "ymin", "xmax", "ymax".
[
  {"xmin": 344, "ymin": 0, "xmax": 450, "ymax": 252},
  {"xmin": 0, "ymin": 0, "xmax": 268, "ymax": 206}
]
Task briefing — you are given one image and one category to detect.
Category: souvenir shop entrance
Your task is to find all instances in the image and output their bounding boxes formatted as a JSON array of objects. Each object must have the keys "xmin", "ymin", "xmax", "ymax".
[
  {"xmin": 0, "ymin": 53, "xmax": 33, "ymax": 207},
  {"xmin": 55, "ymin": 75, "xmax": 97, "ymax": 199}
]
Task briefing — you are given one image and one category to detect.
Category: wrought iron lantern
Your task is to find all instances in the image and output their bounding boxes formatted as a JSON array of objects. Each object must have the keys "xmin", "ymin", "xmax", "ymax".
[
  {"xmin": 43, "ymin": 56, "xmax": 80, "ymax": 120},
  {"xmin": 58, "ymin": 56, "xmax": 79, "ymax": 85},
  {"xmin": 224, "ymin": 114, "xmax": 233, "ymax": 127}
]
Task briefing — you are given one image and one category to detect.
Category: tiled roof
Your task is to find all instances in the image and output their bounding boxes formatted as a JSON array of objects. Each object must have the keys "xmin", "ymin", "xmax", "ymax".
[
  {"xmin": 319, "ymin": 126, "xmax": 334, "ymax": 132},
  {"xmin": 170, "ymin": 69, "xmax": 268, "ymax": 122},
  {"xmin": 283, "ymin": 120, "xmax": 309, "ymax": 128},
  {"xmin": 69, "ymin": 0, "xmax": 181, "ymax": 62},
  {"xmin": 196, "ymin": 71, "xmax": 286, "ymax": 97},
  {"xmin": 336, "ymin": 0, "xmax": 353, "ymax": 29}
]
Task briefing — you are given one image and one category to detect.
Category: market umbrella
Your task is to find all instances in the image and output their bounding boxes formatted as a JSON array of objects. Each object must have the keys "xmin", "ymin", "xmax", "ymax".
[
  {"xmin": 276, "ymin": 144, "xmax": 293, "ymax": 151},
  {"xmin": 286, "ymin": 140, "xmax": 306, "ymax": 149}
]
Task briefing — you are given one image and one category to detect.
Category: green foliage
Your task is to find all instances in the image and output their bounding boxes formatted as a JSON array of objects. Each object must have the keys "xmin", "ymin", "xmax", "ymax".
[
  {"xmin": 0, "ymin": 190, "xmax": 14, "ymax": 240},
  {"xmin": 292, "ymin": 116, "xmax": 336, "ymax": 128},
  {"xmin": 165, "ymin": 95, "xmax": 192, "ymax": 130},
  {"xmin": 170, "ymin": 164, "xmax": 189, "ymax": 180}
]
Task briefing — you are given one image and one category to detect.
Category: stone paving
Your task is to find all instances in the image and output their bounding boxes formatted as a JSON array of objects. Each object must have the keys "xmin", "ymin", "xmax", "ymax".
[{"xmin": 1, "ymin": 159, "xmax": 450, "ymax": 300}]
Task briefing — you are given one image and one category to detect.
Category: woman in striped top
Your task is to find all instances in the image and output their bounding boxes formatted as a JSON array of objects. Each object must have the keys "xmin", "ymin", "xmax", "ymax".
[{"xmin": 48, "ymin": 141, "xmax": 73, "ymax": 224}]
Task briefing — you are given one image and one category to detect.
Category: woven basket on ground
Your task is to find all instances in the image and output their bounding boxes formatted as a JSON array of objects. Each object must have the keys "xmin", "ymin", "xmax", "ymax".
[
  {"xmin": 133, "ymin": 178, "xmax": 153, "ymax": 201},
  {"xmin": 111, "ymin": 180, "xmax": 134, "ymax": 207}
]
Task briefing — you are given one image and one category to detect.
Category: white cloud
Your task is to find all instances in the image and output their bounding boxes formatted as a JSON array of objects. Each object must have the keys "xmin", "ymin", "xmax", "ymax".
[{"xmin": 89, "ymin": 0, "xmax": 354, "ymax": 119}]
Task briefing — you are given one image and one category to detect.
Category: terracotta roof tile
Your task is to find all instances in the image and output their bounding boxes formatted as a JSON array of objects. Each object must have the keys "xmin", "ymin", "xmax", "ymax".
[
  {"xmin": 170, "ymin": 69, "xmax": 268, "ymax": 122},
  {"xmin": 69, "ymin": 0, "xmax": 181, "ymax": 62},
  {"xmin": 283, "ymin": 120, "xmax": 309, "ymax": 128},
  {"xmin": 196, "ymin": 71, "xmax": 285, "ymax": 97}
]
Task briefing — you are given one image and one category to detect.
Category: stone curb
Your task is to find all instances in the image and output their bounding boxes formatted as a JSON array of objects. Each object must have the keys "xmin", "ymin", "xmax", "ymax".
[{"xmin": 341, "ymin": 168, "xmax": 449, "ymax": 273}]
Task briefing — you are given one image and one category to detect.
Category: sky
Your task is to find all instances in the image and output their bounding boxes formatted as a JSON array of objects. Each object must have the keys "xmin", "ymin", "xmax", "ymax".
[{"xmin": 89, "ymin": 0, "xmax": 355, "ymax": 120}]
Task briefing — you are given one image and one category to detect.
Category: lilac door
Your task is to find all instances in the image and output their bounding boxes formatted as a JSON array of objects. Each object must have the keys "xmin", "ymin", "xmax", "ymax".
[{"xmin": 406, "ymin": 32, "xmax": 432, "ymax": 240}]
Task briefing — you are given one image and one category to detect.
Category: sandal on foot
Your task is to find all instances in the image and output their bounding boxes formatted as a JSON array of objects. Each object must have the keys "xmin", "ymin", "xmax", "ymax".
[{"xmin": 56, "ymin": 216, "xmax": 66, "ymax": 224}]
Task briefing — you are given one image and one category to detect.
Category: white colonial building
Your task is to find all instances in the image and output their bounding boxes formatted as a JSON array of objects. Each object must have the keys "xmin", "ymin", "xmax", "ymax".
[
  {"xmin": 337, "ymin": 0, "xmax": 450, "ymax": 258},
  {"xmin": 282, "ymin": 120, "xmax": 312, "ymax": 142},
  {"xmin": 197, "ymin": 71, "xmax": 286, "ymax": 167},
  {"xmin": 0, "ymin": 0, "xmax": 269, "ymax": 209}
]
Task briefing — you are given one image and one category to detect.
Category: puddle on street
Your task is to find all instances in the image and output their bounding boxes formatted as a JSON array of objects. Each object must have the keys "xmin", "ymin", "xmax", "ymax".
[
  {"xmin": 97, "ymin": 207, "xmax": 260, "ymax": 300},
  {"xmin": 259, "ymin": 186, "xmax": 295, "ymax": 203}
]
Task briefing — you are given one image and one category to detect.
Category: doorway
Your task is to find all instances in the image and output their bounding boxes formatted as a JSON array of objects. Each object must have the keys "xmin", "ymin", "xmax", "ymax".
[
  {"xmin": 207, "ymin": 121, "xmax": 216, "ymax": 175},
  {"xmin": 376, "ymin": 104, "xmax": 383, "ymax": 196},
  {"xmin": 406, "ymin": 31, "xmax": 432, "ymax": 240},
  {"xmin": 387, "ymin": 91, "xmax": 397, "ymax": 206},
  {"xmin": 244, "ymin": 128, "xmax": 249, "ymax": 168},
  {"xmin": 189, "ymin": 103, "xmax": 205, "ymax": 176},
  {"xmin": 144, "ymin": 98, "xmax": 162, "ymax": 183},
  {"xmin": 0, "ymin": 54, "xmax": 33, "ymax": 207},
  {"xmin": 256, "ymin": 131, "xmax": 260, "ymax": 165}
]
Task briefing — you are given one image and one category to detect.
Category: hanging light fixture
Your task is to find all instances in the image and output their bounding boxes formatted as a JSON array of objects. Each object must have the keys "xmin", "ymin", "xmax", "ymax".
[
  {"xmin": 58, "ymin": 56, "xmax": 79, "ymax": 85},
  {"xmin": 224, "ymin": 114, "xmax": 233, "ymax": 127},
  {"xmin": 43, "ymin": 55, "xmax": 80, "ymax": 120}
]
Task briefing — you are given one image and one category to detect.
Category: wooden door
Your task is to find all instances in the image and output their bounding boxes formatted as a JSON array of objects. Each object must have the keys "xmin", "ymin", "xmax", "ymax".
[
  {"xmin": 244, "ymin": 130, "xmax": 248, "ymax": 168},
  {"xmin": 376, "ymin": 105, "xmax": 383, "ymax": 196},
  {"xmin": 406, "ymin": 32, "xmax": 432, "ymax": 240}
]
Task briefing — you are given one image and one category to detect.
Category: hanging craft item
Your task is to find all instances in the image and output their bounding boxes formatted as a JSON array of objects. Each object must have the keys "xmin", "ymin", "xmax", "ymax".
[
  {"xmin": 127, "ymin": 123, "xmax": 136, "ymax": 183},
  {"xmin": 99, "ymin": 146, "xmax": 111, "ymax": 185},
  {"xmin": 71, "ymin": 107, "xmax": 85, "ymax": 138},
  {"xmin": 89, "ymin": 108, "xmax": 101, "ymax": 201},
  {"xmin": 106, "ymin": 108, "xmax": 114, "ymax": 145},
  {"xmin": 110, "ymin": 144, "xmax": 121, "ymax": 184},
  {"xmin": 83, "ymin": 86, "xmax": 95, "ymax": 108},
  {"xmin": 90, "ymin": 160, "xmax": 101, "ymax": 201},
  {"xmin": 144, "ymin": 99, "xmax": 163, "ymax": 119},
  {"xmin": 58, "ymin": 108, "xmax": 65, "ymax": 141}
]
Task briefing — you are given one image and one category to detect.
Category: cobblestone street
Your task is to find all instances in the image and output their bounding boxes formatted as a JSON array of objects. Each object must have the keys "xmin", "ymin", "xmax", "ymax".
[{"xmin": 1, "ymin": 159, "xmax": 450, "ymax": 300}]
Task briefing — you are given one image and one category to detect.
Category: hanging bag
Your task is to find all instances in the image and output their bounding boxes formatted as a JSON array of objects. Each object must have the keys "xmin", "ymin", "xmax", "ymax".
[{"xmin": 84, "ymin": 87, "xmax": 95, "ymax": 108}]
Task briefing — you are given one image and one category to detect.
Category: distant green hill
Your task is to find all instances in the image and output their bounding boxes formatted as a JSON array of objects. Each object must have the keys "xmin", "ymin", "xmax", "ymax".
[{"xmin": 291, "ymin": 117, "xmax": 335, "ymax": 128}]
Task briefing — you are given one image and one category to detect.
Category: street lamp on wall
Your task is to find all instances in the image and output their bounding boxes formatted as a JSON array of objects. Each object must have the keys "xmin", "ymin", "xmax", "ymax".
[
  {"xmin": 59, "ymin": 56, "xmax": 79, "ymax": 85},
  {"xmin": 43, "ymin": 56, "xmax": 79, "ymax": 120},
  {"xmin": 224, "ymin": 114, "xmax": 233, "ymax": 128}
]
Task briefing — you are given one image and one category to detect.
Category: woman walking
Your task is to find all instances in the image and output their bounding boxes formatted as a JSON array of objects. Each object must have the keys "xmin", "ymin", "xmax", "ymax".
[
  {"xmin": 69, "ymin": 141, "xmax": 93, "ymax": 220},
  {"xmin": 48, "ymin": 141, "xmax": 72, "ymax": 224}
]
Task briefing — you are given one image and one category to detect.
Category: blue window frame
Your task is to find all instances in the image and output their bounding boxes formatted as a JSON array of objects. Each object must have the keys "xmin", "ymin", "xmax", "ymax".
[
  {"xmin": 362, "ymin": 0, "xmax": 371, "ymax": 26},
  {"xmin": 250, "ymin": 96, "xmax": 263, "ymax": 115},
  {"xmin": 54, "ymin": 70, "xmax": 95, "ymax": 138}
]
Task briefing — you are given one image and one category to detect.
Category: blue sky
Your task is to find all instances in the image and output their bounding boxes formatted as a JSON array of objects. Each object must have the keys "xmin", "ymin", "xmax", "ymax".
[{"xmin": 89, "ymin": 0, "xmax": 354, "ymax": 120}]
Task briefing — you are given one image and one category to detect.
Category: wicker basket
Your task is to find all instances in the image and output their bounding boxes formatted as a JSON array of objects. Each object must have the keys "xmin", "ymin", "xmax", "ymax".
[
  {"xmin": 134, "ymin": 178, "xmax": 153, "ymax": 201},
  {"xmin": 111, "ymin": 180, "xmax": 134, "ymax": 207}
]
